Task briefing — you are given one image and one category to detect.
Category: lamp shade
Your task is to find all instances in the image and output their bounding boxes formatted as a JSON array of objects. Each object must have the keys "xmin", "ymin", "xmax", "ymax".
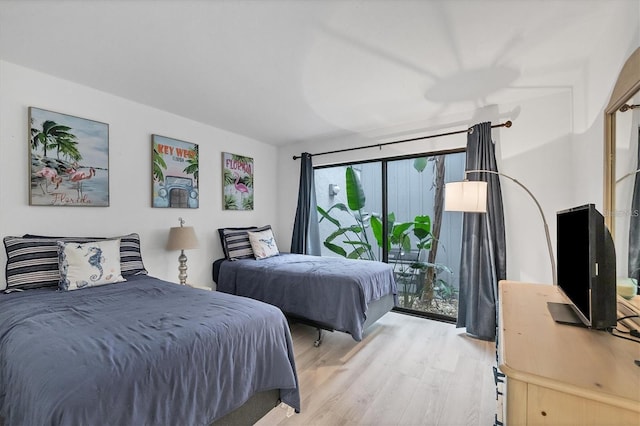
[
  {"xmin": 166, "ymin": 226, "xmax": 199, "ymax": 250},
  {"xmin": 444, "ymin": 181, "xmax": 488, "ymax": 213}
]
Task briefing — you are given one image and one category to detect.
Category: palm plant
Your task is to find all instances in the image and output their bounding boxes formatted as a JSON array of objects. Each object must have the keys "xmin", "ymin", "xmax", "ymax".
[
  {"xmin": 152, "ymin": 147, "xmax": 167, "ymax": 182},
  {"xmin": 31, "ymin": 120, "xmax": 79, "ymax": 159},
  {"xmin": 242, "ymin": 195, "xmax": 254, "ymax": 210},
  {"xmin": 318, "ymin": 157, "xmax": 454, "ymax": 309},
  {"xmin": 317, "ymin": 166, "xmax": 377, "ymax": 260},
  {"xmin": 224, "ymin": 194, "xmax": 238, "ymax": 210},
  {"xmin": 371, "ymin": 212, "xmax": 448, "ymax": 306},
  {"xmin": 182, "ymin": 144, "xmax": 199, "ymax": 183},
  {"xmin": 242, "ymin": 172, "xmax": 254, "ymax": 189},
  {"xmin": 54, "ymin": 134, "xmax": 82, "ymax": 162},
  {"xmin": 223, "ymin": 169, "xmax": 235, "ymax": 187}
]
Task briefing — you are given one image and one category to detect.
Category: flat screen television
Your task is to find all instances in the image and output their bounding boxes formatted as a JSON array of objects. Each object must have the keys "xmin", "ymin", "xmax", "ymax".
[{"xmin": 550, "ymin": 204, "xmax": 617, "ymax": 329}]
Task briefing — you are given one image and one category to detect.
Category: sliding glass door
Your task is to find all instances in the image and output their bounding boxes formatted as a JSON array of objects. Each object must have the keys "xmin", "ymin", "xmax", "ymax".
[
  {"xmin": 386, "ymin": 153, "xmax": 464, "ymax": 319},
  {"xmin": 314, "ymin": 150, "xmax": 465, "ymax": 321},
  {"xmin": 315, "ymin": 163, "xmax": 382, "ymax": 260}
]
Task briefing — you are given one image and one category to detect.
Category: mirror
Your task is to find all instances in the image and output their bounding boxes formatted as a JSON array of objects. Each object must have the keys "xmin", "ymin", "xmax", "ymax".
[{"xmin": 604, "ymin": 47, "xmax": 640, "ymax": 296}]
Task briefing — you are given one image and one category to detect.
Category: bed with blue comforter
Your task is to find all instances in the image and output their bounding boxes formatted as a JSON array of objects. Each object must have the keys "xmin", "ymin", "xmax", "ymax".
[
  {"xmin": 0, "ymin": 275, "xmax": 300, "ymax": 426},
  {"xmin": 214, "ymin": 254, "xmax": 397, "ymax": 343}
]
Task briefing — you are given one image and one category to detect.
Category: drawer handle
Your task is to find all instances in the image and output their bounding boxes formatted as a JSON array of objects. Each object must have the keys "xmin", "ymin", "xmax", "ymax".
[{"xmin": 493, "ymin": 366, "xmax": 505, "ymax": 384}]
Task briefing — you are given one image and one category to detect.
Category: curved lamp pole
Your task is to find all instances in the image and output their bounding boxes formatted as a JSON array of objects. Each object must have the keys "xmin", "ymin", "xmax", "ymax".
[
  {"xmin": 616, "ymin": 168, "xmax": 640, "ymax": 184},
  {"xmin": 445, "ymin": 169, "xmax": 557, "ymax": 285}
]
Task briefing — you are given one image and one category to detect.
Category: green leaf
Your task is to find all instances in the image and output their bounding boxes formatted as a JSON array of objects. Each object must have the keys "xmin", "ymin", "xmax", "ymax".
[
  {"xmin": 345, "ymin": 166, "xmax": 366, "ymax": 211},
  {"xmin": 324, "ymin": 242, "xmax": 347, "ymax": 257},
  {"xmin": 401, "ymin": 235, "xmax": 411, "ymax": 253},
  {"xmin": 417, "ymin": 241, "xmax": 432, "ymax": 250},
  {"xmin": 370, "ymin": 215, "xmax": 383, "ymax": 247},
  {"xmin": 326, "ymin": 203, "xmax": 349, "ymax": 213},
  {"xmin": 413, "ymin": 157, "xmax": 428, "ymax": 173},
  {"xmin": 413, "ymin": 223, "xmax": 431, "ymax": 240},
  {"xmin": 347, "ymin": 225, "xmax": 363, "ymax": 233},
  {"xmin": 347, "ymin": 247, "xmax": 368, "ymax": 259},
  {"xmin": 391, "ymin": 222, "xmax": 412, "ymax": 239},
  {"xmin": 413, "ymin": 216, "xmax": 431, "ymax": 240},
  {"xmin": 317, "ymin": 206, "xmax": 341, "ymax": 227},
  {"xmin": 387, "ymin": 212, "xmax": 396, "ymax": 227},
  {"xmin": 325, "ymin": 228, "xmax": 349, "ymax": 243},
  {"xmin": 414, "ymin": 215, "xmax": 430, "ymax": 224},
  {"xmin": 342, "ymin": 241, "xmax": 371, "ymax": 248}
]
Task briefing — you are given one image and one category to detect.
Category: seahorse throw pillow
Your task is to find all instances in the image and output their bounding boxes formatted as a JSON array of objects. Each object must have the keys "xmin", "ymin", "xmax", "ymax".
[
  {"xmin": 247, "ymin": 228, "xmax": 280, "ymax": 260},
  {"xmin": 57, "ymin": 239, "xmax": 126, "ymax": 291}
]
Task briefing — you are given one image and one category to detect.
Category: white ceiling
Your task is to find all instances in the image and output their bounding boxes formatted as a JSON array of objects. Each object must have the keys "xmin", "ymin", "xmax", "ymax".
[{"xmin": 0, "ymin": 0, "xmax": 631, "ymax": 146}]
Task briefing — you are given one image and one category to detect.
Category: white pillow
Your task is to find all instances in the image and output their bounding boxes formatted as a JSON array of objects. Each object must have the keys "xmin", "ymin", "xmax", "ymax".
[
  {"xmin": 247, "ymin": 228, "xmax": 279, "ymax": 260},
  {"xmin": 58, "ymin": 239, "xmax": 126, "ymax": 291}
]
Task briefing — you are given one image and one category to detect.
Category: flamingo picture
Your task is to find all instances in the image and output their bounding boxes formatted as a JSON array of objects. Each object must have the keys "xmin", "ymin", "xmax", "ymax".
[
  {"xmin": 222, "ymin": 153, "xmax": 253, "ymax": 210},
  {"xmin": 233, "ymin": 171, "xmax": 249, "ymax": 195},
  {"xmin": 68, "ymin": 167, "xmax": 95, "ymax": 200},
  {"xmin": 34, "ymin": 167, "xmax": 62, "ymax": 194}
]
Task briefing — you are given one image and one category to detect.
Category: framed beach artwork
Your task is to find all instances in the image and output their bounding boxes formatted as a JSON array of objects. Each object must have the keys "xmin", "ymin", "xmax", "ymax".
[
  {"xmin": 152, "ymin": 135, "xmax": 199, "ymax": 208},
  {"xmin": 222, "ymin": 152, "xmax": 253, "ymax": 210},
  {"xmin": 29, "ymin": 107, "xmax": 109, "ymax": 206}
]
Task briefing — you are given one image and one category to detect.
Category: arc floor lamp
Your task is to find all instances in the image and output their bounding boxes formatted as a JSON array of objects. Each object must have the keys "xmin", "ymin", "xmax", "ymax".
[
  {"xmin": 444, "ymin": 169, "xmax": 557, "ymax": 285},
  {"xmin": 616, "ymin": 168, "xmax": 640, "ymax": 184}
]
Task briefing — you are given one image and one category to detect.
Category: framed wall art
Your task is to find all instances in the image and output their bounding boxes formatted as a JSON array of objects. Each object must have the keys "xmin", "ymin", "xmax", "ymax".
[
  {"xmin": 222, "ymin": 152, "xmax": 253, "ymax": 210},
  {"xmin": 152, "ymin": 135, "xmax": 199, "ymax": 208},
  {"xmin": 29, "ymin": 107, "xmax": 110, "ymax": 206}
]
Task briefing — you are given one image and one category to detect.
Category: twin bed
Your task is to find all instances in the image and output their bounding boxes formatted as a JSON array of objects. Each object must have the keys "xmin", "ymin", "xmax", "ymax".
[
  {"xmin": 213, "ymin": 226, "xmax": 398, "ymax": 346},
  {"xmin": 0, "ymin": 234, "xmax": 299, "ymax": 425}
]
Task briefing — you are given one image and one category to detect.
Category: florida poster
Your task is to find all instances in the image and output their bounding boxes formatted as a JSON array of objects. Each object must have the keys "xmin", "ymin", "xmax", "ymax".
[
  {"xmin": 222, "ymin": 152, "xmax": 253, "ymax": 210},
  {"xmin": 29, "ymin": 107, "xmax": 109, "ymax": 206},
  {"xmin": 152, "ymin": 135, "xmax": 199, "ymax": 208}
]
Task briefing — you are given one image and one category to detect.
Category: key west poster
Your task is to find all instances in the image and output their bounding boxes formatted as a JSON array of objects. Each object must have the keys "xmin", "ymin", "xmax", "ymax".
[
  {"xmin": 29, "ymin": 107, "xmax": 109, "ymax": 207},
  {"xmin": 222, "ymin": 152, "xmax": 253, "ymax": 210},
  {"xmin": 152, "ymin": 135, "xmax": 199, "ymax": 208}
]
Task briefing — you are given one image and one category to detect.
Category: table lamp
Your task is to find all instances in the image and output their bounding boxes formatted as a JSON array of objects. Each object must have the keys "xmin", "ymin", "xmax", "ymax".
[{"xmin": 166, "ymin": 217, "xmax": 199, "ymax": 285}]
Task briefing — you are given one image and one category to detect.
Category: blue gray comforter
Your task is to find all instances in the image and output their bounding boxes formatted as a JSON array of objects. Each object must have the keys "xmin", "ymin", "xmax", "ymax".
[
  {"xmin": 0, "ymin": 275, "xmax": 300, "ymax": 426},
  {"xmin": 217, "ymin": 254, "xmax": 397, "ymax": 341}
]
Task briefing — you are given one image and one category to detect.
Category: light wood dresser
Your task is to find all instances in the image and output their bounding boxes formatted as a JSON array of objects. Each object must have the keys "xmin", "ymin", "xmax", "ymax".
[{"xmin": 497, "ymin": 281, "xmax": 640, "ymax": 425}]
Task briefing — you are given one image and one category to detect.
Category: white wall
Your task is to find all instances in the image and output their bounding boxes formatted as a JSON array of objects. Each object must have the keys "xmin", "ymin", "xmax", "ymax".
[
  {"xmin": 276, "ymin": 0, "xmax": 640, "ymax": 286},
  {"xmin": 571, "ymin": 3, "xmax": 640, "ymax": 211},
  {"xmin": 0, "ymin": 61, "xmax": 279, "ymax": 289},
  {"xmin": 277, "ymin": 95, "xmax": 573, "ymax": 285}
]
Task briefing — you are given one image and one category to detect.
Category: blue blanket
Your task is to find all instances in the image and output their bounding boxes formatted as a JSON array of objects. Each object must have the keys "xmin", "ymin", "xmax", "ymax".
[
  {"xmin": 0, "ymin": 275, "xmax": 299, "ymax": 426},
  {"xmin": 217, "ymin": 254, "xmax": 397, "ymax": 341}
]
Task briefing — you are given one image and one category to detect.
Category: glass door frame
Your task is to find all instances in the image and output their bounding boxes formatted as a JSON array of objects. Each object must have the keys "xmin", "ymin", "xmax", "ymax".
[{"xmin": 314, "ymin": 147, "xmax": 466, "ymax": 322}]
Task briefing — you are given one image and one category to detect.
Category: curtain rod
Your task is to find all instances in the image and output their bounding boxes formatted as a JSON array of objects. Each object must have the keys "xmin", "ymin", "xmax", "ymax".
[
  {"xmin": 292, "ymin": 120, "xmax": 512, "ymax": 160},
  {"xmin": 620, "ymin": 103, "xmax": 639, "ymax": 112}
]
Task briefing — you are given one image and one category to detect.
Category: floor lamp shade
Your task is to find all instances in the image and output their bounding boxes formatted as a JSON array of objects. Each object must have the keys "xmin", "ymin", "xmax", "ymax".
[
  {"xmin": 444, "ymin": 181, "xmax": 488, "ymax": 213},
  {"xmin": 444, "ymin": 169, "xmax": 557, "ymax": 285}
]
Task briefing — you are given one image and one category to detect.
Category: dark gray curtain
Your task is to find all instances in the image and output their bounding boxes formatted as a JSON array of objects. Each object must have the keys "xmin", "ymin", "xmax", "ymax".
[
  {"xmin": 456, "ymin": 122, "xmax": 507, "ymax": 341},
  {"xmin": 291, "ymin": 153, "xmax": 321, "ymax": 255},
  {"xmin": 628, "ymin": 126, "xmax": 640, "ymax": 291}
]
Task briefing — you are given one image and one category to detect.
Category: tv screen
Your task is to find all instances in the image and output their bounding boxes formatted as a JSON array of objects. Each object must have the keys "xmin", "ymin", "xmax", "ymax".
[{"xmin": 555, "ymin": 204, "xmax": 616, "ymax": 329}]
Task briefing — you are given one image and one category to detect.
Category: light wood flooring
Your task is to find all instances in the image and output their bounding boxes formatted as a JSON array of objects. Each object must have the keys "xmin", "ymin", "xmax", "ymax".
[{"xmin": 256, "ymin": 312, "xmax": 497, "ymax": 426}]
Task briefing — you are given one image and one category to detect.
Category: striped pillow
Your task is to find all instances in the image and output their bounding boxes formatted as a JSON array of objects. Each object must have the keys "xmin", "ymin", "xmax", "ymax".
[
  {"xmin": 4, "ymin": 233, "xmax": 147, "ymax": 290},
  {"xmin": 219, "ymin": 225, "xmax": 271, "ymax": 260}
]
